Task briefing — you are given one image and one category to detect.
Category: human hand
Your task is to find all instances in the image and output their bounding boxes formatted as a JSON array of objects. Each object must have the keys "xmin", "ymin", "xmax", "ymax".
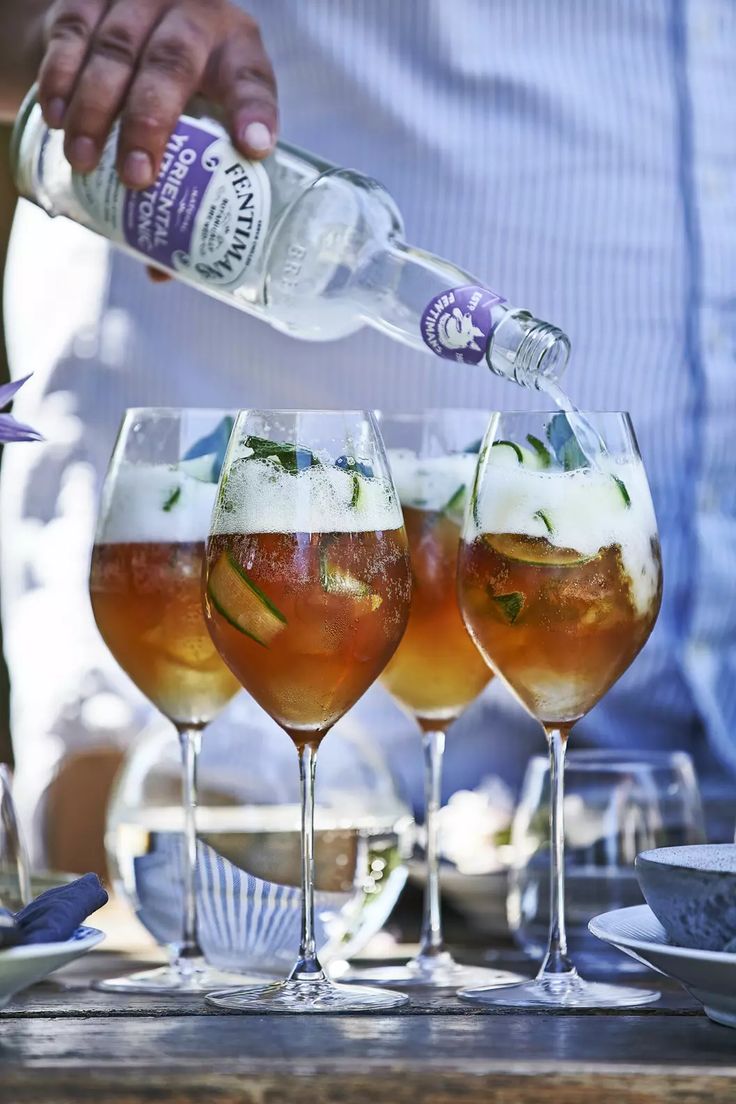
[{"xmin": 37, "ymin": 0, "xmax": 278, "ymax": 190}]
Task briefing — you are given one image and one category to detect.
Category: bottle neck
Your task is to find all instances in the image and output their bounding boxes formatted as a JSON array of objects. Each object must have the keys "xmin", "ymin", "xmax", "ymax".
[
  {"xmin": 361, "ymin": 239, "xmax": 569, "ymax": 388},
  {"xmin": 489, "ymin": 310, "xmax": 571, "ymax": 389}
]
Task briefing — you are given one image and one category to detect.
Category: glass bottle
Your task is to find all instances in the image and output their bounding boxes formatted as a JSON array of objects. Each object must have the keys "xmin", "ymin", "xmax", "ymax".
[{"xmin": 11, "ymin": 86, "xmax": 569, "ymax": 388}]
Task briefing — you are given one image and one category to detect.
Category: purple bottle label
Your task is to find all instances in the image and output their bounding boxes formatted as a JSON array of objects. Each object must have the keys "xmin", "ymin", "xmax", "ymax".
[
  {"xmin": 72, "ymin": 117, "xmax": 270, "ymax": 291},
  {"xmin": 421, "ymin": 285, "xmax": 505, "ymax": 365}
]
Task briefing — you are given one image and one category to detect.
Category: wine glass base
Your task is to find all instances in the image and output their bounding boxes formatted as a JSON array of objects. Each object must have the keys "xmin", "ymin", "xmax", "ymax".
[
  {"xmin": 93, "ymin": 961, "xmax": 270, "ymax": 995},
  {"xmin": 343, "ymin": 951, "xmax": 524, "ymax": 990},
  {"xmin": 459, "ymin": 973, "xmax": 661, "ymax": 1009},
  {"xmin": 206, "ymin": 978, "xmax": 408, "ymax": 1013}
]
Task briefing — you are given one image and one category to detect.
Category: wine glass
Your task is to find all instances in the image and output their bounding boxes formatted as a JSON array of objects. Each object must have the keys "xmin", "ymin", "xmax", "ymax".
[
  {"xmin": 347, "ymin": 410, "xmax": 522, "ymax": 989},
  {"xmin": 203, "ymin": 410, "xmax": 412, "ymax": 1012},
  {"xmin": 89, "ymin": 408, "xmax": 251, "ymax": 993},
  {"xmin": 457, "ymin": 411, "xmax": 663, "ymax": 1008},
  {"xmin": 0, "ymin": 766, "xmax": 31, "ymax": 912}
]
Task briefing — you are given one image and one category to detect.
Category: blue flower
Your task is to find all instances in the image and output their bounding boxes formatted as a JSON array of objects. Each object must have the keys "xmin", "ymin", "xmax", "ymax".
[{"xmin": 0, "ymin": 376, "xmax": 42, "ymax": 443}]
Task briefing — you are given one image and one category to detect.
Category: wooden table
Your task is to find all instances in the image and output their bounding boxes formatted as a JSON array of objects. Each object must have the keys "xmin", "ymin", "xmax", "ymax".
[{"xmin": 2, "ymin": 944, "xmax": 735, "ymax": 1103}]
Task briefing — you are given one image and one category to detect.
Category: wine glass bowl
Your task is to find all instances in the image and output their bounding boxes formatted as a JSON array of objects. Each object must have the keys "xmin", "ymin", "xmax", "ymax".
[
  {"xmin": 379, "ymin": 413, "xmax": 494, "ymax": 729},
  {"xmin": 345, "ymin": 409, "xmax": 522, "ymax": 990},
  {"xmin": 202, "ymin": 410, "xmax": 413, "ymax": 1012},
  {"xmin": 457, "ymin": 410, "xmax": 663, "ymax": 1008},
  {"xmin": 458, "ymin": 413, "xmax": 662, "ymax": 727},
  {"xmin": 89, "ymin": 408, "xmax": 247, "ymax": 994}
]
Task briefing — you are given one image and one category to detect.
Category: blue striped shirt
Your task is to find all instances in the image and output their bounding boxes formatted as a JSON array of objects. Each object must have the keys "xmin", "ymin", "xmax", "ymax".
[{"xmin": 3, "ymin": 0, "xmax": 735, "ymax": 827}]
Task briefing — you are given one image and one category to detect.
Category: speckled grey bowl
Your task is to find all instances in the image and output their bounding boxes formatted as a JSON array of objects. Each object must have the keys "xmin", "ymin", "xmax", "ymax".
[{"xmin": 635, "ymin": 845, "xmax": 736, "ymax": 952}]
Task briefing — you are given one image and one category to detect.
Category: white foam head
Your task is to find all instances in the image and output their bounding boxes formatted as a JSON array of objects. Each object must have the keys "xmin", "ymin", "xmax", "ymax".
[
  {"xmin": 97, "ymin": 461, "xmax": 217, "ymax": 543},
  {"xmin": 388, "ymin": 449, "xmax": 478, "ymax": 511},
  {"xmin": 471, "ymin": 452, "xmax": 660, "ymax": 614},
  {"xmin": 212, "ymin": 456, "xmax": 403, "ymax": 534}
]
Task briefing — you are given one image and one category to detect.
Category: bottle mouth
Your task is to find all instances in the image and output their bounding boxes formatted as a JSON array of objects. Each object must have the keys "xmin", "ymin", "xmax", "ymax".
[{"xmin": 513, "ymin": 323, "xmax": 570, "ymax": 387}]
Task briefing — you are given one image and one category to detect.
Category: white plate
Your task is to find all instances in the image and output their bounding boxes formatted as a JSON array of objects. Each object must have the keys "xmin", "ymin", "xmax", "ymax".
[
  {"xmin": 0, "ymin": 926, "xmax": 105, "ymax": 1008},
  {"xmin": 589, "ymin": 904, "xmax": 736, "ymax": 1029}
]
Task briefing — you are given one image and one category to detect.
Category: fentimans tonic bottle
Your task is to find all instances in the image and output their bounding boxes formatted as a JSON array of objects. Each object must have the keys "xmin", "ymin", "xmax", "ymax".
[{"xmin": 12, "ymin": 87, "xmax": 569, "ymax": 387}]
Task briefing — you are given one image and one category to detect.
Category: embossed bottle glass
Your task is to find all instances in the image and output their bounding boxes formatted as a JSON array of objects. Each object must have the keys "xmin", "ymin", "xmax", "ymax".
[{"xmin": 12, "ymin": 88, "xmax": 569, "ymax": 386}]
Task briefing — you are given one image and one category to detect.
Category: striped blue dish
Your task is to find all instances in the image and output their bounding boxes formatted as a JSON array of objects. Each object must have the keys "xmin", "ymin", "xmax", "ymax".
[{"xmin": 134, "ymin": 837, "xmax": 350, "ymax": 975}]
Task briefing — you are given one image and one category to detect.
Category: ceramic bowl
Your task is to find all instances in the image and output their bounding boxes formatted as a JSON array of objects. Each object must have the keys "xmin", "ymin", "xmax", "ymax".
[
  {"xmin": 0, "ymin": 926, "xmax": 105, "ymax": 1008},
  {"xmin": 590, "ymin": 904, "xmax": 736, "ymax": 1029},
  {"xmin": 635, "ymin": 844, "xmax": 736, "ymax": 952}
]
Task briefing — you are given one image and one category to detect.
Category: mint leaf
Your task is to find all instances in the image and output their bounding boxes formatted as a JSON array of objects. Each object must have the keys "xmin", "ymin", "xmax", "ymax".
[
  {"xmin": 490, "ymin": 591, "xmax": 525, "ymax": 624},
  {"xmin": 183, "ymin": 415, "xmax": 234, "ymax": 482},
  {"xmin": 244, "ymin": 435, "xmax": 319, "ymax": 474},
  {"xmin": 546, "ymin": 413, "xmax": 589, "ymax": 471},
  {"xmin": 336, "ymin": 455, "xmax": 374, "ymax": 479}
]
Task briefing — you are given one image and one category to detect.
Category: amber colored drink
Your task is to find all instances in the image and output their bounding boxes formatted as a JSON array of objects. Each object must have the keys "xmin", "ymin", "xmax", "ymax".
[
  {"xmin": 204, "ymin": 529, "xmax": 411, "ymax": 746},
  {"xmin": 458, "ymin": 531, "xmax": 662, "ymax": 725},
  {"xmin": 90, "ymin": 541, "xmax": 240, "ymax": 727},
  {"xmin": 380, "ymin": 506, "xmax": 491, "ymax": 729}
]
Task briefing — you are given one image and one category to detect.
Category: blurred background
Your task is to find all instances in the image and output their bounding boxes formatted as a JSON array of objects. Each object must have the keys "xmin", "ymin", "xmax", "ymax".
[{"xmin": 0, "ymin": 2, "xmax": 734, "ymax": 966}]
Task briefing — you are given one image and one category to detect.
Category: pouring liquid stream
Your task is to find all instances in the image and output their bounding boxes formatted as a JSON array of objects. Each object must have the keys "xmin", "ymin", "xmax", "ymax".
[{"xmin": 538, "ymin": 377, "xmax": 608, "ymax": 466}]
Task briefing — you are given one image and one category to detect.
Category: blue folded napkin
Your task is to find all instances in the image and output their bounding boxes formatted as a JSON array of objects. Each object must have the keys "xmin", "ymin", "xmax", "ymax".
[{"xmin": 0, "ymin": 873, "xmax": 107, "ymax": 949}]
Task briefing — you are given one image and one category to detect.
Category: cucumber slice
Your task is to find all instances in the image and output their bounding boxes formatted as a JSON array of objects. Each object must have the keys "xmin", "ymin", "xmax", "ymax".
[
  {"xmin": 319, "ymin": 547, "xmax": 382, "ymax": 610},
  {"xmin": 590, "ymin": 474, "xmax": 632, "ymax": 515},
  {"xmin": 162, "ymin": 486, "xmax": 181, "ymax": 512},
  {"xmin": 490, "ymin": 440, "xmax": 524, "ymax": 465},
  {"xmin": 470, "ymin": 445, "xmax": 487, "ymax": 526},
  {"xmin": 526, "ymin": 434, "xmax": 552, "ymax": 469},
  {"xmin": 534, "ymin": 509, "xmax": 554, "ymax": 534},
  {"xmin": 207, "ymin": 552, "xmax": 287, "ymax": 646},
  {"xmin": 483, "ymin": 533, "xmax": 597, "ymax": 567},
  {"xmin": 611, "ymin": 474, "xmax": 631, "ymax": 508},
  {"xmin": 488, "ymin": 440, "xmax": 544, "ymax": 470},
  {"xmin": 442, "ymin": 483, "xmax": 466, "ymax": 523}
]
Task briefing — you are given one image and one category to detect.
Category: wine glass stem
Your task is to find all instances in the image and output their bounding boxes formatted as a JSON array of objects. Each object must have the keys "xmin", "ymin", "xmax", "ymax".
[
  {"xmin": 291, "ymin": 741, "xmax": 325, "ymax": 982},
  {"xmin": 176, "ymin": 726, "xmax": 204, "ymax": 965},
  {"xmin": 540, "ymin": 725, "xmax": 576, "ymax": 979},
  {"xmin": 418, "ymin": 727, "xmax": 447, "ymax": 961}
]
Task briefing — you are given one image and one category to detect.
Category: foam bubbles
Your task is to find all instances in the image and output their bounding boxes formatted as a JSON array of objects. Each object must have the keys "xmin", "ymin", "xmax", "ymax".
[
  {"xmin": 212, "ymin": 457, "xmax": 403, "ymax": 534},
  {"xmin": 472, "ymin": 455, "xmax": 660, "ymax": 614},
  {"xmin": 388, "ymin": 450, "xmax": 478, "ymax": 511},
  {"xmin": 97, "ymin": 461, "xmax": 217, "ymax": 543}
]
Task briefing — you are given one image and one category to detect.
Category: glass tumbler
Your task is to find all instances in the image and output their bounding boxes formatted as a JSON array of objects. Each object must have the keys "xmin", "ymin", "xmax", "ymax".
[{"xmin": 508, "ymin": 749, "xmax": 705, "ymax": 971}]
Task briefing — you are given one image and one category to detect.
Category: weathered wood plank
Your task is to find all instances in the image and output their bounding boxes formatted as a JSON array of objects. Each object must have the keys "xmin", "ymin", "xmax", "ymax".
[
  {"xmin": 1, "ymin": 953, "xmax": 730, "ymax": 1103},
  {"xmin": 1, "ymin": 1067, "xmax": 735, "ymax": 1104},
  {"xmin": 0, "ymin": 1012, "xmax": 733, "ymax": 1067},
  {"xmin": 0, "ymin": 952, "xmax": 702, "ymax": 1018}
]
